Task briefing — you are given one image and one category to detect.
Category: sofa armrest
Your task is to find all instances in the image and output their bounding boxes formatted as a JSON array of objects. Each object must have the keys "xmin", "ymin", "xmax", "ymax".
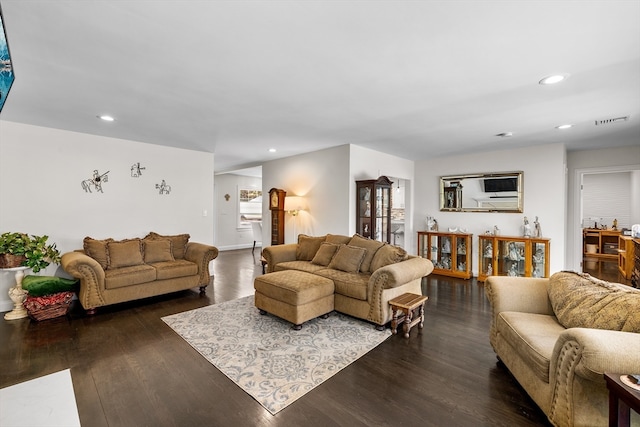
[
  {"xmin": 60, "ymin": 251, "xmax": 106, "ymax": 310},
  {"xmin": 262, "ymin": 244, "xmax": 298, "ymax": 273},
  {"xmin": 485, "ymin": 276, "xmax": 554, "ymax": 315},
  {"xmin": 549, "ymin": 327, "xmax": 640, "ymax": 426},
  {"xmin": 185, "ymin": 242, "xmax": 219, "ymax": 287},
  {"xmin": 365, "ymin": 256, "xmax": 433, "ymax": 325},
  {"xmin": 369, "ymin": 256, "xmax": 434, "ymax": 291},
  {"xmin": 552, "ymin": 328, "xmax": 640, "ymax": 383}
]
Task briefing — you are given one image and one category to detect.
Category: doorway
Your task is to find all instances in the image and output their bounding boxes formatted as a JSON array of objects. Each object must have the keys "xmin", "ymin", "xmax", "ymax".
[
  {"xmin": 390, "ymin": 177, "xmax": 406, "ymax": 249},
  {"xmin": 575, "ymin": 165, "xmax": 639, "ymax": 284}
]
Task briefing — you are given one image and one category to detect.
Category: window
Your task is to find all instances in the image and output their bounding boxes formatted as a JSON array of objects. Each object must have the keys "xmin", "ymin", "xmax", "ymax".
[{"xmin": 238, "ymin": 189, "xmax": 262, "ymax": 228}]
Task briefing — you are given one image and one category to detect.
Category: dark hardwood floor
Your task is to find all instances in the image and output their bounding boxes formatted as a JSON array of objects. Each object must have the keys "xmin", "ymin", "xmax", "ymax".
[{"xmin": 2, "ymin": 250, "xmax": 624, "ymax": 426}]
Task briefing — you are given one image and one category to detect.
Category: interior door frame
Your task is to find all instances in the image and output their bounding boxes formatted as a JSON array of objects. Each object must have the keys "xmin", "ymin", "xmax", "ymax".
[{"xmin": 572, "ymin": 164, "xmax": 639, "ymax": 272}]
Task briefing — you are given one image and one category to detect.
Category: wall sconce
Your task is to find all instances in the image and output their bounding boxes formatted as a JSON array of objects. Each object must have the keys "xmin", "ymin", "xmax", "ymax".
[{"xmin": 284, "ymin": 196, "xmax": 308, "ymax": 216}]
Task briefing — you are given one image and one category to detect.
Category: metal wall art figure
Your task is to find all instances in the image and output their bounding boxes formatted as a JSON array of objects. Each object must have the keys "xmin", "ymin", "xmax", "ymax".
[
  {"xmin": 131, "ymin": 162, "xmax": 146, "ymax": 177},
  {"xmin": 81, "ymin": 169, "xmax": 110, "ymax": 193},
  {"xmin": 156, "ymin": 180, "xmax": 171, "ymax": 195}
]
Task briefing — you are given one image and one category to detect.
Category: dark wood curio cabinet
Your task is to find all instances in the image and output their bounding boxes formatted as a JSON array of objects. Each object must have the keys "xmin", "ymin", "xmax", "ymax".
[{"xmin": 356, "ymin": 176, "xmax": 392, "ymax": 243}]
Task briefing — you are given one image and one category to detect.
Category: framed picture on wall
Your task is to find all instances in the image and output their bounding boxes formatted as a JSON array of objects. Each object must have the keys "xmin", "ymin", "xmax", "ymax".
[{"xmin": 0, "ymin": 5, "xmax": 16, "ymax": 113}]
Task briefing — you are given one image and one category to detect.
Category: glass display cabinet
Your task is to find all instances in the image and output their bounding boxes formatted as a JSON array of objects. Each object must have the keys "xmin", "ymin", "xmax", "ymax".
[
  {"xmin": 356, "ymin": 176, "xmax": 392, "ymax": 243},
  {"xmin": 417, "ymin": 231, "xmax": 472, "ymax": 279},
  {"xmin": 478, "ymin": 235, "xmax": 550, "ymax": 281}
]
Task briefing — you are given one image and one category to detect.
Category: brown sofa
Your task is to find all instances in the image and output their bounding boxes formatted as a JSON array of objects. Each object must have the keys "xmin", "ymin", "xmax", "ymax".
[
  {"xmin": 61, "ymin": 233, "xmax": 218, "ymax": 314},
  {"xmin": 261, "ymin": 233, "xmax": 434, "ymax": 327},
  {"xmin": 485, "ymin": 271, "xmax": 640, "ymax": 427}
]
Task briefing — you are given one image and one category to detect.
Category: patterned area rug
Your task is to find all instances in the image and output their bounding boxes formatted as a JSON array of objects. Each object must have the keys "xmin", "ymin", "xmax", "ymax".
[{"xmin": 162, "ymin": 295, "xmax": 391, "ymax": 414}]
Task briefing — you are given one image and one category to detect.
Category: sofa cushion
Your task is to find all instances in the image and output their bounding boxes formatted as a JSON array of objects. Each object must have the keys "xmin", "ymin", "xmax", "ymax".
[
  {"xmin": 152, "ymin": 259, "xmax": 198, "ymax": 280},
  {"xmin": 347, "ymin": 234, "xmax": 385, "ymax": 273},
  {"xmin": 106, "ymin": 239, "xmax": 145, "ymax": 269},
  {"xmin": 547, "ymin": 271, "xmax": 640, "ymax": 332},
  {"xmin": 104, "ymin": 264, "xmax": 157, "ymax": 289},
  {"xmin": 143, "ymin": 239, "xmax": 175, "ymax": 263},
  {"xmin": 325, "ymin": 234, "xmax": 352, "ymax": 245},
  {"xmin": 370, "ymin": 243, "xmax": 408, "ymax": 272},
  {"xmin": 496, "ymin": 312, "xmax": 565, "ymax": 383},
  {"xmin": 311, "ymin": 242, "xmax": 340, "ymax": 266},
  {"xmin": 296, "ymin": 234, "xmax": 327, "ymax": 261},
  {"xmin": 83, "ymin": 236, "xmax": 113, "ymax": 270},
  {"xmin": 328, "ymin": 244, "xmax": 367, "ymax": 273},
  {"xmin": 146, "ymin": 232, "xmax": 190, "ymax": 259},
  {"xmin": 315, "ymin": 268, "xmax": 370, "ymax": 301},
  {"xmin": 274, "ymin": 260, "xmax": 328, "ymax": 274}
]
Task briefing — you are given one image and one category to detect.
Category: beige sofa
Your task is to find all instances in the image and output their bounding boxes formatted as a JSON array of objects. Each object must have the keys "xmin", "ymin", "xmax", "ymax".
[
  {"xmin": 261, "ymin": 233, "xmax": 434, "ymax": 327},
  {"xmin": 485, "ymin": 271, "xmax": 640, "ymax": 427},
  {"xmin": 61, "ymin": 233, "xmax": 218, "ymax": 314}
]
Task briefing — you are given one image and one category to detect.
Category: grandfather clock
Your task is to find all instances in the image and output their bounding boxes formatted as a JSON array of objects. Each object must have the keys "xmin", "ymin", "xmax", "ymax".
[{"xmin": 269, "ymin": 188, "xmax": 286, "ymax": 245}]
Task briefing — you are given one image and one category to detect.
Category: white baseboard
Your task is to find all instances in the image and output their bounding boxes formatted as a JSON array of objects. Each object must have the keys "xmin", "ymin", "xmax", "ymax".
[
  {"xmin": 0, "ymin": 300, "xmax": 13, "ymax": 313},
  {"xmin": 217, "ymin": 244, "xmax": 261, "ymax": 252}
]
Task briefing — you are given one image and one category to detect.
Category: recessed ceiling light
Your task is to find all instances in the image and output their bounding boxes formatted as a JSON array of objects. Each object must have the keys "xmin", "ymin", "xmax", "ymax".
[
  {"xmin": 98, "ymin": 115, "xmax": 115, "ymax": 122},
  {"xmin": 268, "ymin": 148, "xmax": 277, "ymax": 153},
  {"xmin": 539, "ymin": 74, "xmax": 569, "ymax": 85},
  {"xmin": 496, "ymin": 132, "xmax": 513, "ymax": 138},
  {"xmin": 556, "ymin": 124, "xmax": 573, "ymax": 129}
]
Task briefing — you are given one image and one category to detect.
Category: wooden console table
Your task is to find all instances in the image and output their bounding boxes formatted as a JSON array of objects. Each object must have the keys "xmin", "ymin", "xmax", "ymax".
[{"xmin": 604, "ymin": 373, "xmax": 640, "ymax": 427}]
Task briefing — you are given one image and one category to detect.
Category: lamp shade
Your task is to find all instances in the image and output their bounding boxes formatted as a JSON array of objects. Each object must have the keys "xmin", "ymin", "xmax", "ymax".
[{"xmin": 284, "ymin": 196, "xmax": 307, "ymax": 213}]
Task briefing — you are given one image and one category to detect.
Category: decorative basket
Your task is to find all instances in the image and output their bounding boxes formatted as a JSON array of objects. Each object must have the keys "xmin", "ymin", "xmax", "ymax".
[
  {"xmin": 24, "ymin": 291, "xmax": 74, "ymax": 321},
  {"xmin": 0, "ymin": 253, "xmax": 27, "ymax": 269}
]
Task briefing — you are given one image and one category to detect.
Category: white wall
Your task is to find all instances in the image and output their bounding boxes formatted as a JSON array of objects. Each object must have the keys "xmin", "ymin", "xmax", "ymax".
[
  {"xmin": 261, "ymin": 144, "xmax": 415, "ymax": 247},
  {"xmin": 349, "ymin": 145, "xmax": 416, "ymax": 251},
  {"xmin": 214, "ymin": 173, "xmax": 262, "ymax": 250},
  {"xmin": 0, "ymin": 121, "xmax": 215, "ymax": 312},
  {"xmin": 566, "ymin": 145, "xmax": 640, "ymax": 271},
  {"xmin": 262, "ymin": 145, "xmax": 351, "ymax": 244},
  {"xmin": 414, "ymin": 143, "xmax": 567, "ymax": 276}
]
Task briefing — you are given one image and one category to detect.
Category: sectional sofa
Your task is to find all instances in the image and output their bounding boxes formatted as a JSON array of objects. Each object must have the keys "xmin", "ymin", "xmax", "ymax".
[{"xmin": 260, "ymin": 233, "xmax": 434, "ymax": 327}]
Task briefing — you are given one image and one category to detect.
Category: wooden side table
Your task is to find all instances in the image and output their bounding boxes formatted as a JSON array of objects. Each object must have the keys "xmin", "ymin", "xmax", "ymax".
[
  {"xmin": 389, "ymin": 293, "xmax": 428, "ymax": 338},
  {"xmin": 604, "ymin": 373, "xmax": 640, "ymax": 427}
]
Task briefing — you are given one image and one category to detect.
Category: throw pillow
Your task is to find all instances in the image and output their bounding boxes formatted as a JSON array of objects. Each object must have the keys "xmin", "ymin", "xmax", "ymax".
[
  {"xmin": 296, "ymin": 234, "xmax": 327, "ymax": 261},
  {"xmin": 370, "ymin": 243, "xmax": 409, "ymax": 272},
  {"xmin": 146, "ymin": 232, "xmax": 190, "ymax": 259},
  {"xmin": 327, "ymin": 244, "xmax": 367, "ymax": 274},
  {"xmin": 83, "ymin": 236, "xmax": 114, "ymax": 270},
  {"xmin": 311, "ymin": 242, "xmax": 340, "ymax": 266},
  {"xmin": 547, "ymin": 271, "xmax": 640, "ymax": 332},
  {"xmin": 325, "ymin": 234, "xmax": 352, "ymax": 245},
  {"xmin": 106, "ymin": 239, "xmax": 145, "ymax": 269},
  {"xmin": 347, "ymin": 234, "xmax": 385, "ymax": 273},
  {"xmin": 143, "ymin": 239, "xmax": 175, "ymax": 263}
]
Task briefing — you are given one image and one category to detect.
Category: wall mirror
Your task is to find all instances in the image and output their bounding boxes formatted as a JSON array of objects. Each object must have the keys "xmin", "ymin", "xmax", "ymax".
[{"xmin": 440, "ymin": 171, "xmax": 523, "ymax": 212}]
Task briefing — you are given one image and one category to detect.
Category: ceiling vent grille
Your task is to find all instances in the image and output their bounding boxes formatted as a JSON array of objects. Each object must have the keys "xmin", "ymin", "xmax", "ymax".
[{"xmin": 594, "ymin": 116, "xmax": 630, "ymax": 126}]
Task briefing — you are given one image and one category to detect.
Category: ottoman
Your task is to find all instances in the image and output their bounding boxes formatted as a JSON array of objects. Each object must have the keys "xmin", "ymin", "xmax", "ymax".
[{"xmin": 254, "ymin": 270, "xmax": 335, "ymax": 329}]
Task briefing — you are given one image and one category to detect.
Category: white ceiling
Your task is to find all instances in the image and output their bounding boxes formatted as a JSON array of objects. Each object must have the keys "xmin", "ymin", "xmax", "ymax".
[{"xmin": 1, "ymin": 1, "xmax": 639, "ymax": 173}]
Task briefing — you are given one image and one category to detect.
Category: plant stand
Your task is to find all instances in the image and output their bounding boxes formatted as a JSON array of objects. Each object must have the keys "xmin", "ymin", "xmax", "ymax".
[{"xmin": 2, "ymin": 266, "xmax": 30, "ymax": 320}]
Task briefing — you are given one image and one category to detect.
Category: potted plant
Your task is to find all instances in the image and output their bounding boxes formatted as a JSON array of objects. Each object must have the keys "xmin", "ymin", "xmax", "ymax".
[{"xmin": 0, "ymin": 232, "xmax": 62, "ymax": 273}]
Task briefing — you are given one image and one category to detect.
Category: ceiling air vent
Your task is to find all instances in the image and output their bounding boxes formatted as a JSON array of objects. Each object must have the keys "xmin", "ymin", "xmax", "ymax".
[{"xmin": 594, "ymin": 116, "xmax": 630, "ymax": 126}]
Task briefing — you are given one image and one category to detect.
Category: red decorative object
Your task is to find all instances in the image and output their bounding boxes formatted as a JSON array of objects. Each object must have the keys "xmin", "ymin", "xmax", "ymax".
[{"xmin": 24, "ymin": 291, "xmax": 74, "ymax": 321}]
